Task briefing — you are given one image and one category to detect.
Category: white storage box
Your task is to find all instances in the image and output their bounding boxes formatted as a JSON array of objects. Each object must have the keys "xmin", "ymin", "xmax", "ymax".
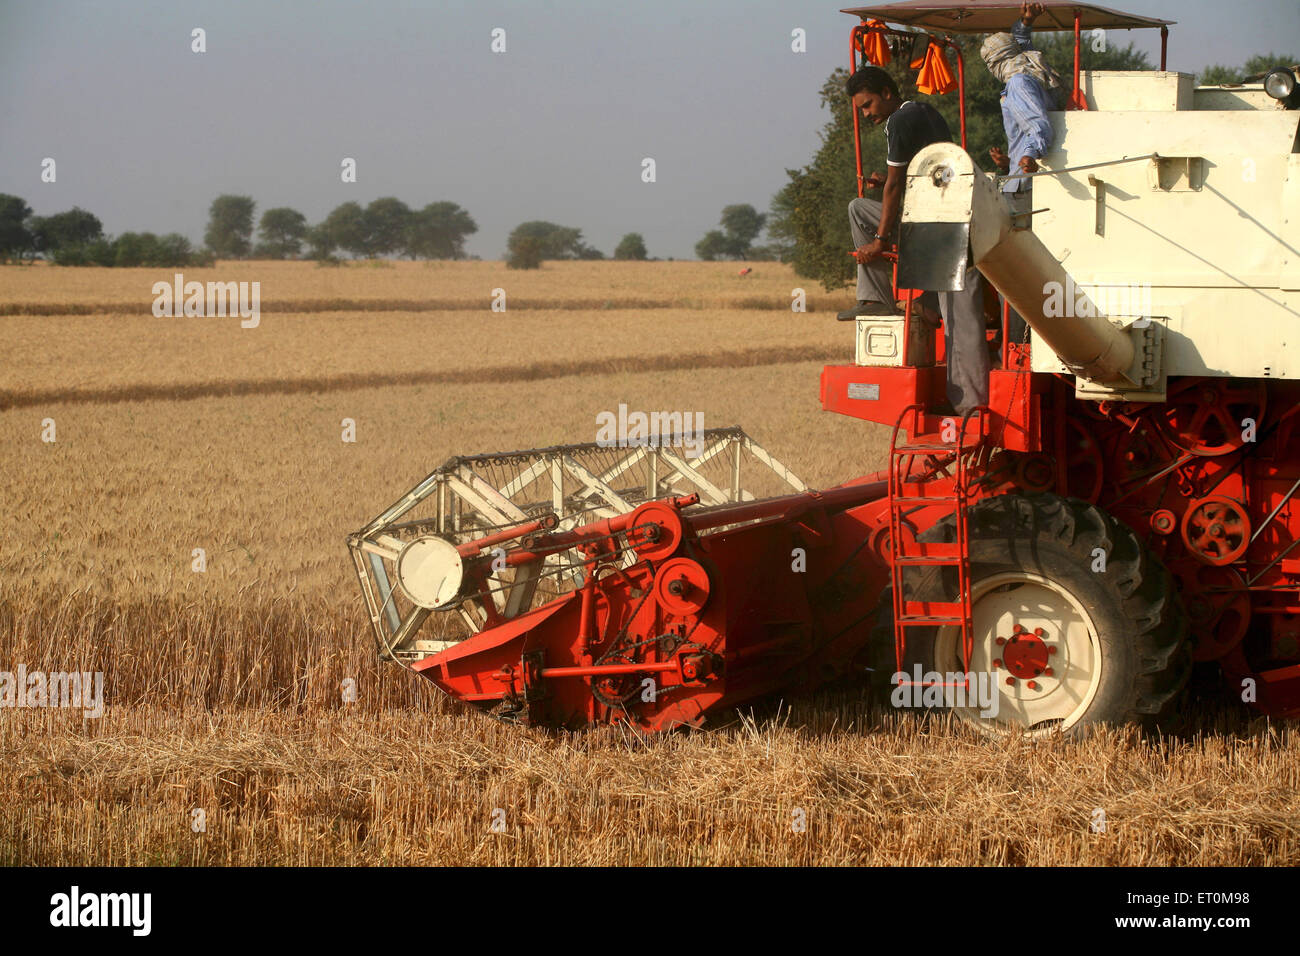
[{"xmin": 855, "ymin": 315, "xmax": 935, "ymax": 367}]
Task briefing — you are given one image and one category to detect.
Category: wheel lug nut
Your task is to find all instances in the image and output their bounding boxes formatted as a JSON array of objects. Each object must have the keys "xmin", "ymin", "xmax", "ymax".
[
  {"xmin": 1048, "ymin": 646, "xmax": 1058, "ymax": 655},
  {"xmin": 1027, "ymin": 680, "xmax": 1039, "ymax": 690},
  {"xmin": 1006, "ymin": 677, "xmax": 1017, "ymax": 686},
  {"xmin": 1044, "ymin": 668, "xmax": 1054, "ymax": 677},
  {"xmin": 993, "ymin": 659, "xmax": 1002, "ymax": 668},
  {"xmin": 996, "ymin": 637, "xmax": 1006, "ymax": 646},
  {"xmin": 1034, "ymin": 627, "xmax": 1045, "ymax": 637}
]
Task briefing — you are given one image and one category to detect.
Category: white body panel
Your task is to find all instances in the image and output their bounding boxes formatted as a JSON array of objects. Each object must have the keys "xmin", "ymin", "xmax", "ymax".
[{"xmin": 1021, "ymin": 72, "xmax": 1300, "ymax": 380}]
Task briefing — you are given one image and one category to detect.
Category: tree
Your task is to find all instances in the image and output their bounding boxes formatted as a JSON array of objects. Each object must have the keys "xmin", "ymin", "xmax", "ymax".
[
  {"xmin": 695, "ymin": 204, "xmax": 768, "ymax": 260},
  {"xmin": 306, "ymin": 222, "xmax": 338, "ymax": 262},
  {"xmin": 0, "ymin": 194, "xmax": 34, "ymax": 263},
  {"xmin": 255, "ymin": 207, "xmax": 308, "ymax": 259},
  {"xmin": 320, "ymin": 201, "xmax": 368, "ymax": 258},
  {"xmin": 719, "ymin": 204, "xmax": 767, "ymax": 257},
  {"xmin": 405, "ymin": 201, "xmax": 478, "ymax": 259},
  {"xmin": 769, "ymin": 32, "xmax": 1152, "ymax": 290},
  {"xmin": 29, "ymin": 207, "xmax": 103, "ymax": 256},
  {"xmin": 113, "ymin": 232, "xmax": 161, "ymax": 267},
  {"xmin": 506, "ymin": 235, "xmax": 545, "ymax": 270},
  {"xmin": 695, "ymin": 230, "xmax": 731, "ymax": 261},
  {"xmin": 155, "ymin": 233, "xmax": 196, "ymax": 267},
  {"xmin": 504, "ymin": 221, "xmax": 588, "ymax": 265},
  {"xmin": 1198, "ymin": 52, "xmax": 1298, "ymax": 85},
  {"xmin": 614, "ymin": 233, "xmax": 648, "ymax": 260},
  {"xmin": 363, "ymin": 197, "xmax": 412, "ymax": 257},
  {"xmin": 50, "ymin": 237, "xmax": 115, "ymax": 266},
  {"xmin": 765, "ymin": 187, "xmax": 798, "ymax": 263},
  {"xmin": 204, "ymin": 195, "xmax": 255, "ymax": 259}
]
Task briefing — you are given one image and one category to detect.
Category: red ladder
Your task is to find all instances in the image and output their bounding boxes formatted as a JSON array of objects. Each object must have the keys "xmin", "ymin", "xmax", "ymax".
[{"xmin": 887, "ymin": 405, "xmax": 987, "ymax": 689}]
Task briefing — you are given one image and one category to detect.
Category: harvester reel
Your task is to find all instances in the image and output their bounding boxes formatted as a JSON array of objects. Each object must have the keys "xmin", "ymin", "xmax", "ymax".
[
  {"xmin": 1160, "ymin": 380, "xmax": 1266, "ymax": 457},
  {"xmin": 1181, "ymin": 495, "xmax": 1250, "ymax": 566},
  {"xmin": 349, "ymin": 427, "xmax": 805, "ymax": 664}
]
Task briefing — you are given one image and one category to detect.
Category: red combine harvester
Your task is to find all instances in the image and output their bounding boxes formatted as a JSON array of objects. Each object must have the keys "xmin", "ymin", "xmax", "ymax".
[{"xmin": 350, "ymin": 1, "xmax": 1300, "ymax": 736}]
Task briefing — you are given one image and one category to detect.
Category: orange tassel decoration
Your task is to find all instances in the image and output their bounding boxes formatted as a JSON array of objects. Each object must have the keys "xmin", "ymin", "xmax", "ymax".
[
  {"xmin": 911, "ymin": 40, "xmax": 956, "ymax": 95},
  {"xmin": 856, "ymin": 19, "xmax": 891, "ymax": 66}
]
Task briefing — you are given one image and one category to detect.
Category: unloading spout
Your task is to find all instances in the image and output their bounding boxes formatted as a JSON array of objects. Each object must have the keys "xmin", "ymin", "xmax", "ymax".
[{"xmin": 898, "ymin": 142, "xmax": 1159, "ymax": 389}]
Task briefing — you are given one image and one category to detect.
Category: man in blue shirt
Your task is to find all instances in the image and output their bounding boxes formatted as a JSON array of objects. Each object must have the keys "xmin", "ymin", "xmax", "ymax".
[{"xmin": 980, "ymin": 2, "xmax": 1063, "ymax": 342}]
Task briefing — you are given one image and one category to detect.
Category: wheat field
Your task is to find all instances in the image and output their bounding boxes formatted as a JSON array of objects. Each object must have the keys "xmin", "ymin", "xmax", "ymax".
[{"xmin": 1, "ymin": 259, "xmax": 1297, "ymax": 866}]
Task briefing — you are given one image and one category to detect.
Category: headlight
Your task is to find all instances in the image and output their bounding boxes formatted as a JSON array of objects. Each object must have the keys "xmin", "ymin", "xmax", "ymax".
[{"xmin": 1263, "ymin": 67, "xmax": 1296, "ymax": 101}]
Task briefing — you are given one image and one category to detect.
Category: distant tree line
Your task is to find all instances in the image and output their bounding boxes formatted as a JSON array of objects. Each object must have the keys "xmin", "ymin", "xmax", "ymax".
[
  {"xmin": 207, "ymin": 195, "xmax": 480, "ymax": 263},
  {"xmin": 0, "ymin": 192, "xmax": 481, "ymax": 266},
  {"xmin": 1, "ymin": 188, "xmax": 737, "ymax": 268},
  {"xmin": 0, "ymin": 194, "xmax": 209, "ymax": 266},
  {"xmin": 501, "ymin": 226, "xmax": 667, "ymax": 269}
]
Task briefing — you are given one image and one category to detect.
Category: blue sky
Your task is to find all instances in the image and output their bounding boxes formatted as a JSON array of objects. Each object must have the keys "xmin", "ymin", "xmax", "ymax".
[{"xmin": 1, "ymin": 0, "xmax": 1296, "ymax": 259}]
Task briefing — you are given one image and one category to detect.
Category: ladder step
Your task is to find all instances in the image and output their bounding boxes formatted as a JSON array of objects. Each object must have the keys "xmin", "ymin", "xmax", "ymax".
[
  {"xmin": 891, "ymin": 496, "xmax": 960, "ymax": 507},
  {"xmin": 903, "ymin": 600, "xmax": 965, "ymax": 617},
  {"xmin": 893, "ymin": 541, "xmax": 962, "ymax": 561},
  {"xmin": 894, "ymin": 680, "xmax": 974, "ymax": 688},
  {"xmin": 897, "ymin": 616, "xmax": 967, "ymax": 626},
  {"xmin": 894, "ymin": 556, "xmax": 962, "ymax": 566}
]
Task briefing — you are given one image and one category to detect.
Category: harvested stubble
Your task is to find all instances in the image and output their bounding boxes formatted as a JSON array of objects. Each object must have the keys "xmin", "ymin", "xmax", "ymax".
[{"xmin": 4, "ymin": 687, "xmax": 1298, "ymax": 865}]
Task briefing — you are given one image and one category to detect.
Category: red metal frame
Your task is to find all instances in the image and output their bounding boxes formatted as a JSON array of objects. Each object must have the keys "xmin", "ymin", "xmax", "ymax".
[{"xmin": 1068, "ymin": 10, "xmax": 1087, "ymax": 110}]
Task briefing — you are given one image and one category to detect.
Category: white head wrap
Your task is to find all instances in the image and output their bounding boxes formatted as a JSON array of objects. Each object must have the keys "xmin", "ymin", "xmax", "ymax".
[{"xmin": 980, "ymin": 32, "xmax": 1064, "ymax": 97}]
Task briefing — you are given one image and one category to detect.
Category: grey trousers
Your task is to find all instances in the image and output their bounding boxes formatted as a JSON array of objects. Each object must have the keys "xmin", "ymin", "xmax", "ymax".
[
  {"xmin": 848, "ymin": 196, "xmax": 989, "ymax": 414},
  {"xmin": 847, "ymin": 197, "xmax": 895, "ymax": 305},
  {"xmin": 942, "ymin": 264, "xmax": 990, "ymax": 415}
]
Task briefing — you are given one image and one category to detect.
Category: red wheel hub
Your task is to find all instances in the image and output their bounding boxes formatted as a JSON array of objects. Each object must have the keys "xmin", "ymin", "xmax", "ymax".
[{"xmin": 998, "ymin": 624, "xmax": 1051, "ymax": 679}]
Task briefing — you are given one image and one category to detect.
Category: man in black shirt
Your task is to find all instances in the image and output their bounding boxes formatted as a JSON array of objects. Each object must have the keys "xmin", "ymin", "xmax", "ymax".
[{"xmin": 840, "ymin": 66, "xmax": 989, "ymax": 415}]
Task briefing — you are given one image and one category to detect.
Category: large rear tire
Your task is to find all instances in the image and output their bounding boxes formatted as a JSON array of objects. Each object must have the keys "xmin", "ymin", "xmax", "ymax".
[{"xmin": 871, "ymin": 494, "xmax": 1191, "ymax": 738}]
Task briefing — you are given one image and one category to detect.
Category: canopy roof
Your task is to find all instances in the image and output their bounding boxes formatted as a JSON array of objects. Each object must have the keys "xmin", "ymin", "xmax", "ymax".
[{"xmin": 841, "ymin": 1, "xmax": 1174, "ymax": 33}]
